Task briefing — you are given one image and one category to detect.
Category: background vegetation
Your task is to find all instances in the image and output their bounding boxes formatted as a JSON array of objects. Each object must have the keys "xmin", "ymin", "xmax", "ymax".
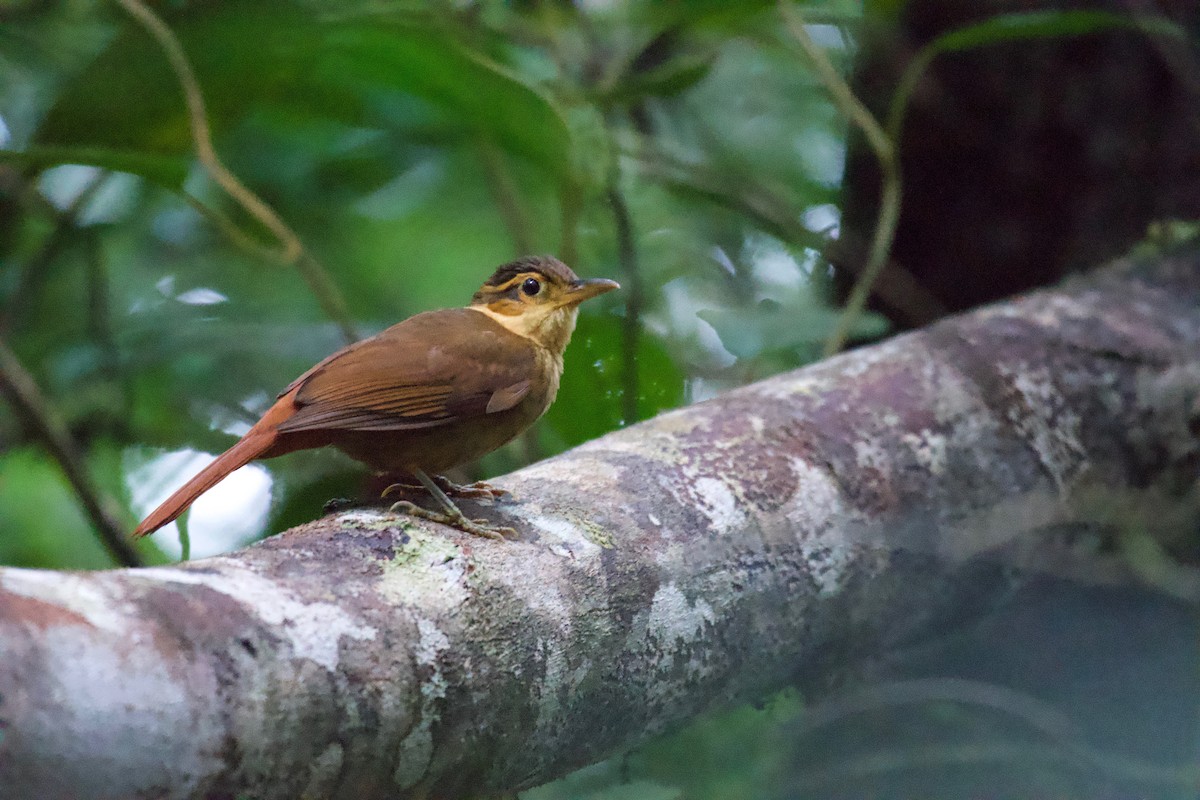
[
  {"xmin": 0, "ymin": 0, "xmax": 871, "ymax": 569},
  {"xmin": 2, "ymin": 1, "xmax": 1196, "ymax": 797}
]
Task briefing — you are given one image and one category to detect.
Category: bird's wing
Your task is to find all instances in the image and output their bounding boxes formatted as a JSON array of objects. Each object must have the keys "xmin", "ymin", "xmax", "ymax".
[{"xmin": 275, "ymin": 308, "xmax": 536, "ymax": 433}]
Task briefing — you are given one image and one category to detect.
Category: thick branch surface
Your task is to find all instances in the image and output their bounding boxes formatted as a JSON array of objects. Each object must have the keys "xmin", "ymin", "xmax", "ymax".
[{"xmin": 3, "ymin": 252, "xmax": 1200, "ymax": 799}]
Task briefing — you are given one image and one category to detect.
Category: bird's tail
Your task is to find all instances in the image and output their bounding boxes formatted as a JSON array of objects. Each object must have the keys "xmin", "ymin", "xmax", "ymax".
[{"xmin": 132, "ymin": 428, "xmax": 278, "ymax": 539}]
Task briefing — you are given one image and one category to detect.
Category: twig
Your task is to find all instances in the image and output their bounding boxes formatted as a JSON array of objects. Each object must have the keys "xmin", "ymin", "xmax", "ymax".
[
  {"xmin": 825, "ymin": 232, "xmax": 948, "ymax": 326},
  {"xmin": 177, "ymin": 512, "xmax": 191, "ymax": 562},
  {"xmin": 606, "ymin": 179, "xmax": 641, "ymax": 425},
  {"xmin": 0, "ymin": 337, "xmax": 142, "ymax": 567},
  {"xmin": 792, "ymin": 742, "xmax": 1199, "ymax": 793},
  {"xmin": 113, "ymin": 0, "xmax": 359, "ymax": 344},
  {"xmin": 779, "ymin": 1, "xmax": 903, "ymax": 357},
  {"xmin": 629, "ymin": 141, "xmax": 825, "ymax": 250},
  {"xmin": 792, "ymin": 678, "xmax": 1200, "ymax": 790},
  {"xmin": 83, "ymin": 229, "xmax": 131, "ymax": 419},
  {"xmin": 178, "ymin": 190, "xmax": 282, "ymax": 265},
  {"xmin": 477, "ymin": 139, "xmax": 535, "ymax": 255},
  {"xmin": 632, "ymin": 129, "xmax": 941, "ymax": 327},
  {"xmin": 2, "ymin": 170, "xmax": 111, "ymax": 334},
  {"xmin": 557, "ymin": 177, "xmax": 582, "ymax": 268}
]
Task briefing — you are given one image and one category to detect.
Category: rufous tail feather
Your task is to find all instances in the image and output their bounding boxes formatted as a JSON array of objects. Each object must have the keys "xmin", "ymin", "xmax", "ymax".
[{"xmin": 132, "ymin": 428, "xmax": 279, "ymax": 538}]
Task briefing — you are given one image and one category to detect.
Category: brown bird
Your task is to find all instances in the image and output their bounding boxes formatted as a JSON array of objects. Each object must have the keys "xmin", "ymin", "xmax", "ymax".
[{"xmin": 133, "ymin": 256, "xmax": 618, "ymax": 540}]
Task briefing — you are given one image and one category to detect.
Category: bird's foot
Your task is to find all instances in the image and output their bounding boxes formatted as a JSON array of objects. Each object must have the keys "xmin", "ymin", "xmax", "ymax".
[
  {"xmin": 433, "ymin": 476, "xmax": 512, "ymax": 501},
  {"xmin": 380, "ymin": 481, "xmax": 422, "ymax": 499},
  {"xmin": 387, "ymin": 500, "xmax": 516, "ymax": 541},
  {"xmin": 381, "ymin": 475, "xmax": 510, "ymax": 502}
]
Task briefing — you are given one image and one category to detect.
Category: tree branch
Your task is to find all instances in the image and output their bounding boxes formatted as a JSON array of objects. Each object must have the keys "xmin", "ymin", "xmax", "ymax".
[
  {"xmin": 3, "ymin": 249, "xmax": 1200, "ymax": 798},
  {"xmin": 0, "ymin": 338, "xmax": 142, "ymax": 568}
]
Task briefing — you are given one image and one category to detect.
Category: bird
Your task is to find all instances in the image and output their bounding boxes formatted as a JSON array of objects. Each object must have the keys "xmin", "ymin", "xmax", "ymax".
[{"xmin": 133, "ymin": 255, "xmax": 619, "ymax": 540}]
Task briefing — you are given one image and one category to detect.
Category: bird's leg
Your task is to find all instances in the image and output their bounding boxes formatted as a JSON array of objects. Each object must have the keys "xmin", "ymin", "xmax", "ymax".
[
  {"xmin": 386, "ymin": 469, "xmax": 516, "ymax": 540},
  {"xmin": 381, "ymin": 473, "xmax": 510, "ymax": 501},
  {"xmin": 378, "ymin": 475, "xmax": 423, "ymax": 496},
  {"xmin": 430, "ymin": 474, "xmax": 511, "ymax": 501}
]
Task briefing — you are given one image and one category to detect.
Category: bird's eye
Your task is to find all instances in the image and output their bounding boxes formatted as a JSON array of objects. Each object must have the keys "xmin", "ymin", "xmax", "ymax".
[{"xmin": 521, "ymin": 277, "xmax": 542, "ymax": 297}]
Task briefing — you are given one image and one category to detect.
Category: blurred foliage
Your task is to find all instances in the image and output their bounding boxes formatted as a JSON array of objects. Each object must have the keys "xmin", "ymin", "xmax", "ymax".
[
  {"xmin": 528, "ymin": 688, "xmax": 807, "ymax": 800},
  {"xmin": 2, "ymin": 2, "xmax": 1193, "ymax": 799},
  {"xmin": 0, "ymin": 0, "xmax": 867, "ymax": 567}
]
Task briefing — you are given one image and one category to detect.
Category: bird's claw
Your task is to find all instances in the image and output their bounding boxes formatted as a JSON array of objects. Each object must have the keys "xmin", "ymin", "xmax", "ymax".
[
  {"xmin": 436, "ymin": 477, "xmax": 512, "ymax": 501},
  {"xmin": 388, "ymin": 500, "xmax": 515, "ymax": 541},
  {"xmin": 381, "ymin": 478, "xmax": 511, "ymax": 502},
  {"xmin": 461, "ymin": 518, "xmax": 517, "ymax": 540},
  {"xmin": 381, "ymin": 482, "xmax": 419, "ymax": 499}
]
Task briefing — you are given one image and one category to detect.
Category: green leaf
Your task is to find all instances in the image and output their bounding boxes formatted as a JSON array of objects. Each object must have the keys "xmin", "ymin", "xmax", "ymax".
[
  {"xmin": 929, "ymin": 10, "xmax": 1186, "ymax": 54},
  {"xmin": 36, "ymin": 1, "xmax": 328, "ymax": 156},
  {"xmin": 888, "ymin": 9, "xmax": 1187, "ymax": 144},
  {"xmin": 0, "ymin": 146, "xmax": 188, "ymax": 187},
  {"xmin": 34, "ymin": 3, "xmax": 573, "ymax": 180},
  {"xmin": 528, "ymin": 688, "xmax": 805, "ymax": 800},
  {"xmin": 544, "ymin": 314, "xmax": 685, "ymax": 448},
  {"xmin": 629, "ymin": 1, "xmax": 773, "ymax": 31},
  {"xmin": 318, "ymin": 22, "xmax": 572, "ymax": 175},
  {"xmin": 0, "ymin": 448, "xmax": 119, "ymax": 569},
  {"xmin": 699, "ymin": 299, "xmax": 889, "ymax": 359},
  {"xmin": 602, "ymin": 54, "xmax": 715, "ymax": 105}
]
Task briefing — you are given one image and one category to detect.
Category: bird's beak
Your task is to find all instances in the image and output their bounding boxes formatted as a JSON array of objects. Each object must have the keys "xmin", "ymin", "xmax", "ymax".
[{"xmin": 565, "ymin": 278, "xmax": 620, "ymax": 305}]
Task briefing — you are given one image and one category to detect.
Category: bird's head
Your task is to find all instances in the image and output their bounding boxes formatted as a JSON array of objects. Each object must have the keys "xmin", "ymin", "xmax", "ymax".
[{"xmin": 469, "ymin": 256, "xmax": 619, "ymax": 353}]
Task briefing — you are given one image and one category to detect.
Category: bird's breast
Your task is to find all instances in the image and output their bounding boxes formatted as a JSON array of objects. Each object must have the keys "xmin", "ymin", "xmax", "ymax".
[{"xmin": 533, "ymin": 345, "xmax": 564, "ymax": 414}]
